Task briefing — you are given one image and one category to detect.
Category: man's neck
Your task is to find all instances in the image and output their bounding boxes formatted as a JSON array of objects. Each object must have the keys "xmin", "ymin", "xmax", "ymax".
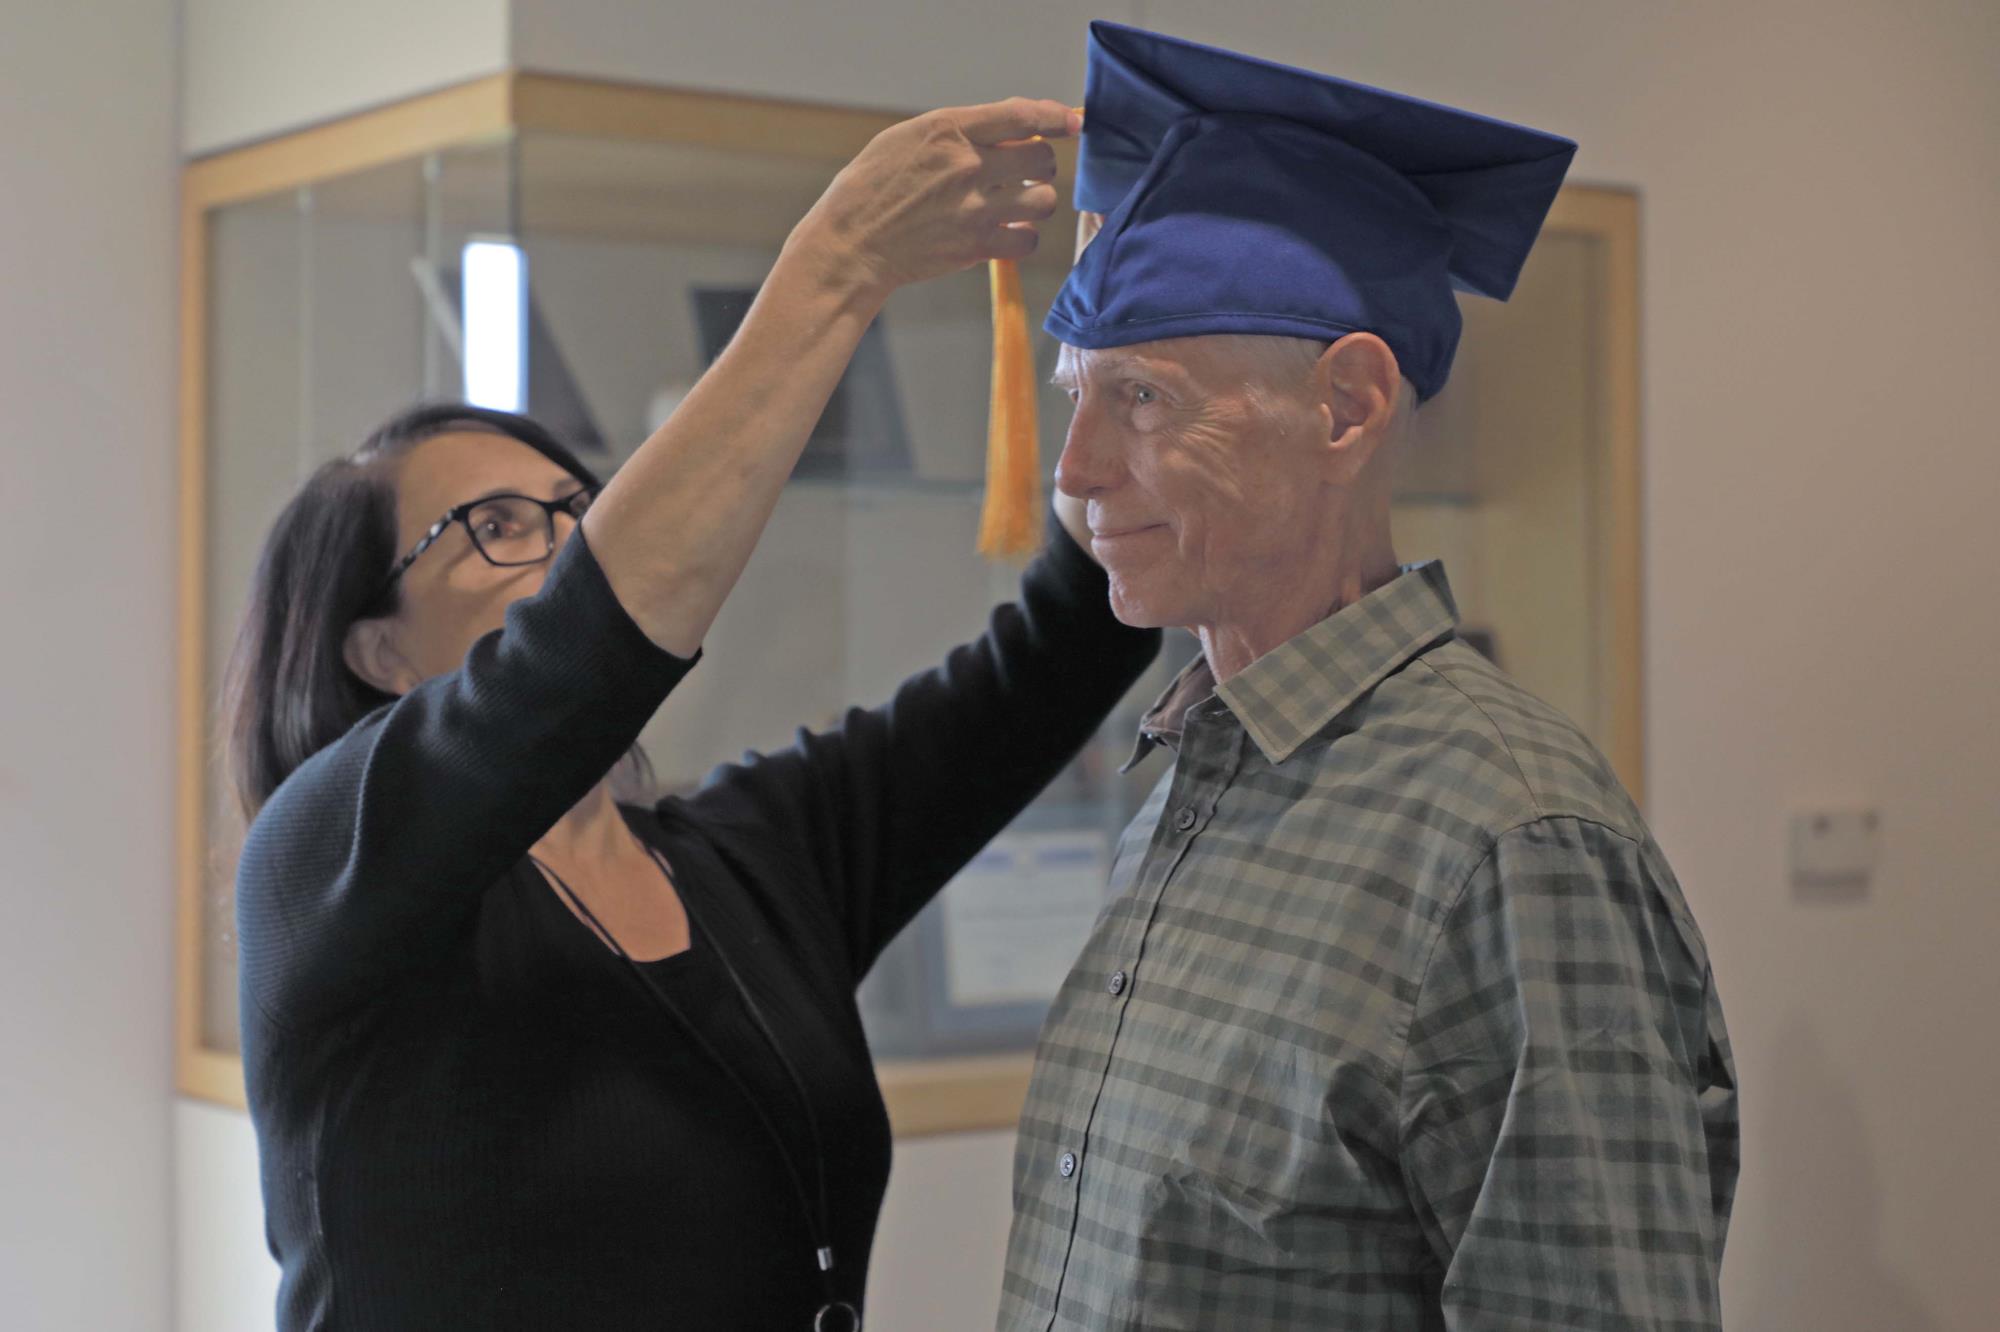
[{"xmin": 1198, "ymin": 547, "xmax": 1401, "ymax": 684}]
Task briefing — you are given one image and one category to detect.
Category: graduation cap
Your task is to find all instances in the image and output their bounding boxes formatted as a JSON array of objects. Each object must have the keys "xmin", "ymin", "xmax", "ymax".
[{"xmin": 1046, "ymin": 20, "xmax": 1578, "ymax": 402}]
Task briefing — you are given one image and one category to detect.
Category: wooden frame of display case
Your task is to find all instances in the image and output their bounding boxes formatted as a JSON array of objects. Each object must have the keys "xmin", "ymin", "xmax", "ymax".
[{"xmin": 177, "ymin": 72, "xmax": 1645, "ymax": 1135}]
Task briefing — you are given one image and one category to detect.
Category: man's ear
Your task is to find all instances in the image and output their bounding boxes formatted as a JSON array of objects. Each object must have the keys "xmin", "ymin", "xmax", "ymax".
[
  {"xmin": 1313, "ymin": 333, "xmax": 1403, "ymax": 466},
  {"xmin": 343, "ymin": 617, "xmax": 416, "ymax": 697}
]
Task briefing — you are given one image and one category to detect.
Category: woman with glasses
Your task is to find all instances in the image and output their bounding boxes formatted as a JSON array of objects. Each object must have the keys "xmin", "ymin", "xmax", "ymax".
[{"xmin": 224, "ymin": 99, "xmax": 1158, "ymax": 1332}]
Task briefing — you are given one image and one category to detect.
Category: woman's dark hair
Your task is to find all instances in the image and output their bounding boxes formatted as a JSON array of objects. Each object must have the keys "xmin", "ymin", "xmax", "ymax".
[{"xmin": 222, "ymin": 403, "xmax": 607, "ymax": 819}]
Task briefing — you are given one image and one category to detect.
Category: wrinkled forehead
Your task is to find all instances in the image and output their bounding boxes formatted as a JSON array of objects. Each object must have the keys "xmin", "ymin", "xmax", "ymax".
[
  {"xmin": 1052, "ymin": 334, "xmax": 1328, "ymax": 393},
  {"xmin": 1052, "ymin": 337, "xmax": 1220, "ymax": 388}
]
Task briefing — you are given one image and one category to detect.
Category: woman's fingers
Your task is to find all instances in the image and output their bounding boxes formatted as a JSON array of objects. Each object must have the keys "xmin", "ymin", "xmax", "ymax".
[
  {"xmin": 978, "ymin": 139, "xmax": 1061, "ymax": 236},
  {"xmin": 985, "ymin": 179, "xmax": 1061, "ymax": 227},
  {"xmin": 983, "ymin": 137, "xmax": 1059, "ymax": 184},
  {"xmin": 984, "ymin": 221, "xmax": 1044, "ymax": 263},
  {"xmin": 793, "ymin": 95, "xmax": 1076, "ymax": 292},
  {"xmin": 947, "ymin": 97, "xmax": 1079, "ymax": 148}
]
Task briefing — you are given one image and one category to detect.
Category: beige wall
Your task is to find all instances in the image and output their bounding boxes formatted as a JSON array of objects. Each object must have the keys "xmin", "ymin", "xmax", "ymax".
[
  {"xmin": 0, "ymin": 1, "xmax": 179, "ymax": 1327},
  {"xmin": 165, "ymin": 2, "xmax": 2000, "ymax": 1330}
]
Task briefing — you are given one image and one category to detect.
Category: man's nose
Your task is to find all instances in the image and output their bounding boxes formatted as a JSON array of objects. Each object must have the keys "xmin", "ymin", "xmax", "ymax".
[{"xmin": 1054, "ymin": 404, "xmax": 1122, "ymax": 499}]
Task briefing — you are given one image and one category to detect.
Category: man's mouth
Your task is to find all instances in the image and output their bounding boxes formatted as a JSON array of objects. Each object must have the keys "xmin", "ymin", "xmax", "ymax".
[{"xmin": 1091, "ymin": 524, "xmax": 1166, "ymax": 546}]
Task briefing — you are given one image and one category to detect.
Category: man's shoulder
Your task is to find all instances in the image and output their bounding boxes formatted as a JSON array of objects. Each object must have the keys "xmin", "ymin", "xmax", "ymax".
[{"xmin": 1363, "ymin": 636, "xmax": 1646, "ymax": 841}]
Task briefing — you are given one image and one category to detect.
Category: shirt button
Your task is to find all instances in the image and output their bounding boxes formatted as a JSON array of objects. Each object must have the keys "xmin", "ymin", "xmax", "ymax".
[
  {"xmin": 1107, "ymin": 970, "xmax": 1128, "ymax": 996},
  {"xmin": 1174, "ymin": 805, "xmax": 1198, "ymax": 832},
  {"xmin": 1058, "ymin": 1151, "xmax": 1077, "ymax": 1179}
]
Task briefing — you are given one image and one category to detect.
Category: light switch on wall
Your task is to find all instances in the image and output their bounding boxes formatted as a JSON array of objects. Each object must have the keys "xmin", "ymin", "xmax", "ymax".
[{"xmin": 1788, "ymin": 807, "xmax": 1881, "ymax": 900}]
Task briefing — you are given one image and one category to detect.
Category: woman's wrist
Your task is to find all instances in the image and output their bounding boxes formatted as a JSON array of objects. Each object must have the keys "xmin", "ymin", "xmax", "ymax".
[{"xmin": 771, "ymin": 228, "xmax": 894, "ymax": 326}]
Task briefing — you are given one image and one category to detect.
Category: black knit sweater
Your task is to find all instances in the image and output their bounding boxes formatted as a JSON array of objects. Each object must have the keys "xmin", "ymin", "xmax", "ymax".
[{"xmin": 236, "ymin": 520, "xmax": 1160, "ymax": 1330}]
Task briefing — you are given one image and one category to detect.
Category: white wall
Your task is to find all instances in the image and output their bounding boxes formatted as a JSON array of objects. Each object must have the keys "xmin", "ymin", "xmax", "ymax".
[
  {"xmin": 170, "ymin": 2, "xmax": 2000, "ymax": 1330},
  {"xmin": 0, "ymin": 2, "xmax": 180, "ymax": 1328},
  {"xmin": 510, "ymin": 0, "xmax": 1106, "ymax": 116},
  {"xmin": 182, "ymin": 0, "xmax": 509, "ymax": 154},
  {"xmin": 871, "ymin": 1130, "xmax": 1018, "ymax": 1332},
  {"xmin": 175, "ymin": 1101, "xmax": 280, "ymax": 1332}
]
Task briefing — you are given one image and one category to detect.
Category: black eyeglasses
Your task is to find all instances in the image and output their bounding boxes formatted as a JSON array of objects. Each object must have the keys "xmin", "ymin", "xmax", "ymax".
[{"xmin": 377, "ymin": 485, "xmax": 599, "ymax": 600}]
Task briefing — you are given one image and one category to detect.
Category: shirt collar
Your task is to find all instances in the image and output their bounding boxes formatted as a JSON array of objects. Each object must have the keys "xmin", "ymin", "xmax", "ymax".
[
  {"xmin": 1122, "ymin": 651, "xmax": 1219, "ymax": 771},
  {"xmin": 1126, "ymin": 561, "xmax": 1460, "ymax": 770}
]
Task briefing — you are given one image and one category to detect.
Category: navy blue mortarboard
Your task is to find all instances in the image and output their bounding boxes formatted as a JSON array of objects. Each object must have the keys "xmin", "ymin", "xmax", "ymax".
[{"xmin": 1048, "ymin": 21, "xmax": 1578, "ymax": 400}]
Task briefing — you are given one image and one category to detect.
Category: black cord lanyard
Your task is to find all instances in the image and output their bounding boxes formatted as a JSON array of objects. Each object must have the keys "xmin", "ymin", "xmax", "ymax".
[{"xmin": 529, "ymin": 849, "xmax": 861, "ymax": 1332}]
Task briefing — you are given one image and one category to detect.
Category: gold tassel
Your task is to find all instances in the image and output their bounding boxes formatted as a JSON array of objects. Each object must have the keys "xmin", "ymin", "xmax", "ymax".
[{"xmin": 978, "ymin": 256, "xmax": 1042, "ymax": 561}]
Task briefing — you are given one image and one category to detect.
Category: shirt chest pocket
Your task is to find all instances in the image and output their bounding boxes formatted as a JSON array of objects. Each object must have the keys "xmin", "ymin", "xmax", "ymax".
[{"xmin": 1097, "ymin": 932, "xmax": 1424, "ymax": 1287}]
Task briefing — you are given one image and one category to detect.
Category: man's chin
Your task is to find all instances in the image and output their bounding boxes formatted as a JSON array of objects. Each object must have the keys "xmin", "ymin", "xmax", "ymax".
[{"xmin": 1106, "ymin": 577, "xmax": 1185, "ymax": 633}]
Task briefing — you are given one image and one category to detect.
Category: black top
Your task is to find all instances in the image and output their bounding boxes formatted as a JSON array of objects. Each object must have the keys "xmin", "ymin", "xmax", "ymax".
[{"xmin": 235, "ymin": 519, "xmax": 1160, "ymax": 1331}]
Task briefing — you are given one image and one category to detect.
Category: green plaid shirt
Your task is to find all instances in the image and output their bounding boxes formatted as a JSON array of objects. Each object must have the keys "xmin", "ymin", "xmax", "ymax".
[{"xmin": 999, "ymin": 561, "xmax": 1738, "ymax": 1331}]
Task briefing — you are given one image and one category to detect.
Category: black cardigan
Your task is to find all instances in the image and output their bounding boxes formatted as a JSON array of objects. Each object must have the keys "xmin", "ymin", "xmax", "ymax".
[{"xmin": 236, "ymin": 520, "xmax": 1160, "ymax": 1331}]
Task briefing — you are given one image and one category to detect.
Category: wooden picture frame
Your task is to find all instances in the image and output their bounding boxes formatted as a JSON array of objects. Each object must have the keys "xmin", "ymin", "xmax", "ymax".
[{"xmin": 175, "ymin": 73, "xmax": 1644, "ymax": 1137}]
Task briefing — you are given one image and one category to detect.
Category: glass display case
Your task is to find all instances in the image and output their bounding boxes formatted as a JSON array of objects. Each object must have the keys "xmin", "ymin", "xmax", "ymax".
[{"xmin": 177, "ymin": 73, "xmax": 1643, "ymax": 1136}]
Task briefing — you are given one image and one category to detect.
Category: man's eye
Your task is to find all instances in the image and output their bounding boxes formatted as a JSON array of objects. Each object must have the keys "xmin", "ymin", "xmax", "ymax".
[
  {"xmin": 1132, "ymin": 385, "xmax": 1157, "ymax": 406},
  {"xmin": 1065, "ymin": 387, "xmax": 1082, "ymax": 406}
]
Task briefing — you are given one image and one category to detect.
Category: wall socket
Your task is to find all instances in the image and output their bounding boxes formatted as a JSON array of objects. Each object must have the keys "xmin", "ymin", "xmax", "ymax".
[{"xmin": 1788, "ymin": 807, "xmax": 1880, "ymax": 901}]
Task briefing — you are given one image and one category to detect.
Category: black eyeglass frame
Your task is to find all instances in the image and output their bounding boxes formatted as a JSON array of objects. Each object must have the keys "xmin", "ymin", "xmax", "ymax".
[{"xmin": 375, "ymin": 484, "xmax": 599, "ymax": 603}]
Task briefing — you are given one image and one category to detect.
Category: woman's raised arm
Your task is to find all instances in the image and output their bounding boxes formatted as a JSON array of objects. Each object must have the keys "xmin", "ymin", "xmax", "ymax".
[
  {"xmin": 236, "ymin": 99, "xmax": 1077, "ymax": 1029},
  {"xmin": 585, "ymin": 99, "xmax": 1077, "ymax": 657}
]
